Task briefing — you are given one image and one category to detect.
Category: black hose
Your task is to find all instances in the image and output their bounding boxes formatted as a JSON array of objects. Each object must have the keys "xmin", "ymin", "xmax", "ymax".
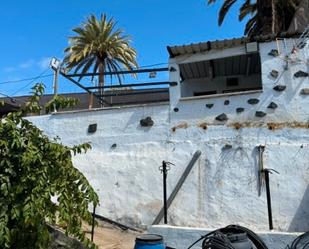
[
  {"xmin": 224, "ymin": 225, "xmax": 268, "ymax": 249},
  {"xmin": 186, "ymin": 224, "xmax": 268, "ymax": 249},
  {"xmin": 288, "ymin": 231, "xmax": 309, "ymax": 249},
  {"xmin": 187, "ymin": 230, "xmax": 217, "ymax": 249},
  {"xmin": 202, "ymin": 232, "xmax": 235, "ymax": 249}
]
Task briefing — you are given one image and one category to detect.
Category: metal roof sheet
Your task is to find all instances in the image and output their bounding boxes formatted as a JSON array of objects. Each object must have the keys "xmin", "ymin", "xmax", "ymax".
[
  {"xmin": 167, "ymin": 37, "xmax": 248, "ymax": 58},
  {"xmin": 167, "ymin": 30, "xmax": 303, "ymax": 58}
]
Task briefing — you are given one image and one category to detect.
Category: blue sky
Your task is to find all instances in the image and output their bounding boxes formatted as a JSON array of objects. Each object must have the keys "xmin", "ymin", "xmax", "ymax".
[{"xmin": 0, "ymin": 0, "xmax": 248, "ymax": 97}]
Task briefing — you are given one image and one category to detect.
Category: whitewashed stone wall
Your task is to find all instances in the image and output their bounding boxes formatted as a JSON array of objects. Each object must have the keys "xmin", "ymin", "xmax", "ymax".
[{"xmin": 29, "ymin": 39, "xmax": 309, "ymax": 232}]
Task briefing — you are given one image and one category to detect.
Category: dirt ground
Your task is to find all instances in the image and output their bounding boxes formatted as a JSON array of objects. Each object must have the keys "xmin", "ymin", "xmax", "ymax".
[{"xmin": 83, "ymin": 221, "xmax": 141, "ymax": 249}]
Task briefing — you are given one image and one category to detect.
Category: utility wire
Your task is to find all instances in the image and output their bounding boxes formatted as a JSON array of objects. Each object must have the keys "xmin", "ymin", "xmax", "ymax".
[
  {"xmin": 0, "ymin": 73, "xmax": 53, "ymax": 85},
  {"xmin": 137, "ymin": 62, "xmax": 168, "ymax": 69},
  {"xmin": 0, "ymin": 91, "xmax": 25, "ymax": 105},
  {"xmin": 11, "ymin": 68, "xmax": 51, "ymax": 96},
  {"xmin": 0, "ymin": 61, "xmax": 168, "ymax": 100},
  {"xmin": 0, "ymin": 62, "xmax": 167, "ymax": 85},
  {"xmin": 0, "ymin": 91, "xmax": 16, "ymax": 100},
  {"xmin": 0, "ymin": 68, "xmax": 51, "ymax": 104}
]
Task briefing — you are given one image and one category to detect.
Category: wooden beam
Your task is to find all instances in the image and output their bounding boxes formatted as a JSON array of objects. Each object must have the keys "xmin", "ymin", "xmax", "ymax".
[
  {"xmin": 86, "ymin": 81, "xmax": 173, "ymax": 90},
  {"xmin": 246, "ymin": 55, "xmax": 252, "ymax": 76},
  {"xmin": 60, "ymin": 71, "xmax": 111, "ymax": 106},
  {"xmin": 209, "ymin": 60, "xmax": 215, "ymax": 79},
  {"xmin": 152, "ymin": 151, "xmax": 202, "ymax": 225},
  {"xmin": 66, "ymin": 67, "xmax": 169, "ymax": 78},
  {"xmin": 97, "ymin": 89, "xmax": 169, "ymax": 97}
]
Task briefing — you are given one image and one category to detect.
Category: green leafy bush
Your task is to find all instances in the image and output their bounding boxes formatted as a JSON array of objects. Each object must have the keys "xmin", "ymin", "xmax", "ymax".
[
  {"xmin": 0, "ymin": 84, "xmax": 99, "ymax": 249},
  {"xmin": 45, "ymin": 95, "xmax": 79, "ymax": 114}
]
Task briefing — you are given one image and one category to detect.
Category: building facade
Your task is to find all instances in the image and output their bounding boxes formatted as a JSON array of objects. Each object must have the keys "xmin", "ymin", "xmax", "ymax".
[{"xmin": 29, "ymin": 37, "xmax": 309, "ymax": 232}]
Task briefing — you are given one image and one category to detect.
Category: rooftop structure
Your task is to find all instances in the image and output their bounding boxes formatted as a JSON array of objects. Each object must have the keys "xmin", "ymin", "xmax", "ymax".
[{"xmin": 0, "ymin": 88, "xmax": 169, "ymax": 116}]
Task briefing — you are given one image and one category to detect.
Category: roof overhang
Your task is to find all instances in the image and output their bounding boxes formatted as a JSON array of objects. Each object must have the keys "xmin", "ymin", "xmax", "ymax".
[
  {"xmin": 167, "ymin": 31, "xmax": 304, "ymax": 58},
  {"xmin": 167, "ymin": 38, "xmax": 248, "ymax": 58}
]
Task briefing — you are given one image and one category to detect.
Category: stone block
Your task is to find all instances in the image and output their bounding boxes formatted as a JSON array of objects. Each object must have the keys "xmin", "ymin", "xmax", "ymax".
[
  {"xmin": 256, "ymin": 111, "xmax": 267, "ymax": 117},
  {"xmin": 270, "ymin": 70, "xmax": 279, "ymax": 78},
  {"xmin": 273, "ymin": 85, "xmax": 286, "ymax": 92},
  {"xmin": 248, "ymin": 99, "xmax": 259, "ymax": 105},
  {"xmin": 216, "ymin": 113, "xmax": 228, "ymax": 122},
  {"xmin": 140, "ymin": 117, "xmax": 154, "ymax": 127},
  {"xmin": 294, "ymin": 71, "xmax": 308, "ymax": 78},
  {"xmin": 267, "ymin": 102, "xmax": 278, "ymax": 109},
  {"xmin": 268, "ymin": 49, "xmax": 279, "ymax": 57},
  {"xmin": 236, "ymin": 107, "xmax": 245, "ymax": 113},
  {"xmin": 300, "ymin": 88, "xmax": 309, "ymax": 95}
]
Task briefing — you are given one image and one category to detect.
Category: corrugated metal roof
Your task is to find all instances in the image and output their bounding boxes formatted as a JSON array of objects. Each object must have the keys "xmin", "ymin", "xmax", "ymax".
[
  {"xmin": 167, "ymin": 37, "xmax": 248, "ymax": 58},
  {"xmin": 167, "ymin": 30, "xmax": 303, "ymax": 58}
]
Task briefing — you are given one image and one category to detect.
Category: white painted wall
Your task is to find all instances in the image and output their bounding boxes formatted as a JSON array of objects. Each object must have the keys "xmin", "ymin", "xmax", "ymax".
[{"xmin": 29, "ymin": 39, "xmax": 309, "ymax": 233}]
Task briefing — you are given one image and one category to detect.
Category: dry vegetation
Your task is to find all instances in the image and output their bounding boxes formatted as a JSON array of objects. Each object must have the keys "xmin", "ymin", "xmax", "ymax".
[{"xmin": 83, "ymin": 221, "xmax": 140, "ymax": 249}]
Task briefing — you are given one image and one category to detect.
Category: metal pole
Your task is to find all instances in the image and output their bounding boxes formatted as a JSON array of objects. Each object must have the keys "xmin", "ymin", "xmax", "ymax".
[
  {"xmin": 264, "ymin": 170, "xmax": 273, "ymax": 230},
  {"xmin": 53, "ymin": 69, "xmax": 59, "ymax": 112},
  {"xmin": 59, "ymin": 71, "xmax": 111, "ymax": 106},
  {"xmin": 53, "ymin": 70, "xmax": 58, "ymax": 96},
  {"xmin": 66, "ymin": 67, "xmax": 169, "ymax": 78},
  {"xmin": 91, "ymin": 205, "xmax": 96, "ymax": 242},
  {"xmin": 162, "ymin": 161, "xmax": 168, "ymax": 224},
  {"xmin": 153, "ymin": 151, "xmax": 201, "ymax": 225}
]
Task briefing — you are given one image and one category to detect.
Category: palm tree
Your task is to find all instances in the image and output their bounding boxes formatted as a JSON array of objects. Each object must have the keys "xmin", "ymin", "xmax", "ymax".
[
  {"xmin": 207, "ymin": 0, "xmax": 301, "ymax": 36},
  {"xmin": 64, "ymin": 14, "xmax": 138, "ymax": 104}
]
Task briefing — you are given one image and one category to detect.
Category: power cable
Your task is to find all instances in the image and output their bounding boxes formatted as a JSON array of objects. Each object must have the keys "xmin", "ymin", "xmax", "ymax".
[
  {"xmin": 0, "ymin": 68, "xmax": 51, "ymax": 104},
  {"xmin": 137, "ymin": 62, "xmax": 168, "ymax": 69},
  {"xmin": 0, "ymin": 62, "xmax": 167, "ymax": 85},
  {"xmin": 11, "ymin": 68, "xmax": 51, "ymax": 96},
  {"xmin": 0, "ymin": 91, "xmax": 24, "ymax": 105},
  {"xmin": 0, "ymin": 91, "xmax": 16, "ymax": 101},
  {"xmin": 187, "ymin": 225, "xmax": 268, "ymax": 249},
  {"xmin": 0, "ymin": 73, "xmax": 53, "ymax": 85},
  {"xmin": 0, "ymin": 61, "xmax": 168, "ymax": 99}
]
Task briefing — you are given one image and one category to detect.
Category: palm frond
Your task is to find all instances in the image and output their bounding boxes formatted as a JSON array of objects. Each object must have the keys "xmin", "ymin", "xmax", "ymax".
[
  {"xmin": 244, "ymin": 14, "xmax": 257, "ymax": 35},
  {"xmin": 63, "ymin": 13, "xmax": 138, "ymax": 86},
  {"xmin": 239, "ymin": 0, "xmax": 257, "ymax": 21},
  {"xmin": 207, "ymin": 0, "xmax": 217, "ymax": 5},
  {"xmin": 218, "ymin": 0, "xmax": 237, "ymax": 25}
]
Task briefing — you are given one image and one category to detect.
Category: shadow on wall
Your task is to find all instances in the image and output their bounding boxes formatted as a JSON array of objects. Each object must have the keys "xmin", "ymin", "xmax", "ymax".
[
  {"xmin": 251, "ymin": 146, "xmax": 261, "ymax": 196},
  {"xmin": 288, "ymin": 185, "xmax": 309, "ymax": 232}
]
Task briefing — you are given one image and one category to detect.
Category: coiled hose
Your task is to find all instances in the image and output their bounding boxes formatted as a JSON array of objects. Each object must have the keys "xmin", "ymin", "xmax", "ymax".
[
  {"xmin": 287, "ymin": 231, "xmax": 309, "ymax": 249},
  {"xmin": 202, "ymin": 231, "xmax": 235, "ymax": 249},
  {"xmin": 187, "ymin": 225, "xmax": 268, "ymax": 249}
]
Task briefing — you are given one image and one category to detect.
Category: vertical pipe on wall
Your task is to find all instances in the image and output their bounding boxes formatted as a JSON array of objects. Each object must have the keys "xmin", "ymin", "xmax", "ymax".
[
  {"xmin": 163, "ymin": 161, "xmax": 168, "ymax": 224},
  {"xmin": 264, "ymin": 170, "xmax": 273, "ymax": 230}
]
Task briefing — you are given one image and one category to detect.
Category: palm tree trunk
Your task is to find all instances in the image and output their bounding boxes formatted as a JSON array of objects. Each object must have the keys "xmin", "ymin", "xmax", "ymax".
[
  {"xmin": 98, "ymin": 61, "xmax": 104, "ymax": 107},
  {"xmin": 256, "ymin": 0, "xmax": 296, "ymax": 35},
  {"xmin": 256, "ymin": 0, "xmax": 274, "ymax": 35},
  {"xmin": 272, "ymin": 0, "xmax": 276, "ymax": 33},
  {"xmin": 272, "ymin": 0, "xmax": 282, "ymax": 35}
]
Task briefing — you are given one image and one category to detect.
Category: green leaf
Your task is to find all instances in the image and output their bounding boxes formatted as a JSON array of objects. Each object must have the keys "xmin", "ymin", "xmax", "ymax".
[{"xmin": 0, "ymin": 83, "xmax": 99, "ymax": 248}]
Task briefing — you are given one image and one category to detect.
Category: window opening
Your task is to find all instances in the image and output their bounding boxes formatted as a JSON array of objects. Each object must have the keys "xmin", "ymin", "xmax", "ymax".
[{"xmin": 179, "ymin": 53, "xmax": 262, "ymax": 98}]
